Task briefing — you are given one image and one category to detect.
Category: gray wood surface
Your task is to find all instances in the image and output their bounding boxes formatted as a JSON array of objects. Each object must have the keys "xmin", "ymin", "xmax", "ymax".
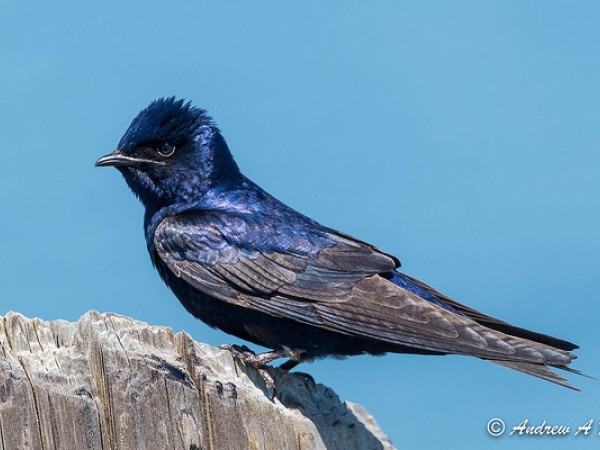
[{"xmin": 0, "ymin": 311, "xmax": 395, "ymax": 450}]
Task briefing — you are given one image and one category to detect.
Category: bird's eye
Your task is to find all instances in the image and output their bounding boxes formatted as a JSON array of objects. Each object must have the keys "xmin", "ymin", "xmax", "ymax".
[{"xmin": 157, "ymin": 142, "xmax": 176, "ymax": 157}]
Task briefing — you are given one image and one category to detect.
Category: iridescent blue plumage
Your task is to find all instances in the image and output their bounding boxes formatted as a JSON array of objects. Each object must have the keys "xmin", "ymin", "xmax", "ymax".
[
  {"xmin": 96, "ymin": 97, "xmax": 582, "ymax": 389},
  {"xmin": 118, "ymin": 97, "xmax": 214, "ymax": 152}
]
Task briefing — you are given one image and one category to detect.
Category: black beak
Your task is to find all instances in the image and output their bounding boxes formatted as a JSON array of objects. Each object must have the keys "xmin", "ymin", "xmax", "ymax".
[
  {"xmin": 95, "ymin": 149, "xmax": 164, "ymax": 168},
  {"xmin": 95, "ymin": 150, "xmax": 136, "ymax": 168},
  {"xmin": 95, "ymin": 149, "xmax": 166, "ymax": 168}
]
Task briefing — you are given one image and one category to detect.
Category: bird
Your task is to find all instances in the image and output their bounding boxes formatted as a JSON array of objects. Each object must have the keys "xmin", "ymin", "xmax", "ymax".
[{"xmin": 96, "ymin": 97, "xmax": 583, "ymax": 390}]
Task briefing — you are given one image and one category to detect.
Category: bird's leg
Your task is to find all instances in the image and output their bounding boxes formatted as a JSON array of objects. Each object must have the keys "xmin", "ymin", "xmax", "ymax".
[
  {"xmin": 279, "ymin": 355, "xmax": 316, "ymax": 384},
  {"xmin": 220, "ymin": 344, "xmax": 305, "ymax": 368},
  {"xmin": 219, "ymin": 344, "xmax": 306, "ymax": 396},
  {"xmin": 279, "ymin": 359, "xmax": 301, "ymax": 371}
]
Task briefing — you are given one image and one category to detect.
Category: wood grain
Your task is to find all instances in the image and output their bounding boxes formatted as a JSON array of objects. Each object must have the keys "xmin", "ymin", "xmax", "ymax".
[{"xmin": 0, "ymin": 311, "xmax": 394, "ymax": 450}]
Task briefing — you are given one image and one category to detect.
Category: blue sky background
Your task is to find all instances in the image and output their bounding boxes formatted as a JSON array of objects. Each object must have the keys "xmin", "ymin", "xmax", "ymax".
[{"xmin": 1, "ymin": 2, "xmax": 599, "ymax": 448}]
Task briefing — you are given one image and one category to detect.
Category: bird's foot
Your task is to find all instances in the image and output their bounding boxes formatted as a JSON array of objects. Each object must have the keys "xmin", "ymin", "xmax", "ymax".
[
  {"xmin": 219, "ymin": 344, "xmax": 306, "ymax": 399},
  {"xmin": 220, "ymin": 344, "xmax": 305, "ymax": 368},
  {"xmin": 219, "ymin": 344, "xmax": 254, "ymax": 361},
  {"xmin": 219, "ymin": 344, "xmax": 281, "ymax": 367}
]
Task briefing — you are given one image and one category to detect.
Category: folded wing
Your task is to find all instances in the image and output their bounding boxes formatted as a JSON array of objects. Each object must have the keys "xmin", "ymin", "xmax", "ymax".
[{"xmin": 154, "ymin": 210, "xmax": 580, "ymax": 389}]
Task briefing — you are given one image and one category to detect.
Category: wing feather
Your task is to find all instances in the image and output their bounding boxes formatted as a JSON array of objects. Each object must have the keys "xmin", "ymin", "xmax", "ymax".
[{"xmin": 154, "ymin": 211, "xmax": 577, "ymax": 370}]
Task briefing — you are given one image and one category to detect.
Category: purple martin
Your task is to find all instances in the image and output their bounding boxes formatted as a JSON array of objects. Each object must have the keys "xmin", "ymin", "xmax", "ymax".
[{"xmin": 96, "ymin": 98, "xmax": 582, "ymax": 389}]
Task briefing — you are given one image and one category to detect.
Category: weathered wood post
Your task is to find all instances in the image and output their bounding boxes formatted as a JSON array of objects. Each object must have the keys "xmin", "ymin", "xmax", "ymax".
[{"xmin": 0, "ymin": 311, "xmax": 394, "ymax": 450}]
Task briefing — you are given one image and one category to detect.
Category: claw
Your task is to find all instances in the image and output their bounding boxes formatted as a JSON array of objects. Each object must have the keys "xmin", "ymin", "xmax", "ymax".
[
  {"xmin": 220, "ymin": 344, "xmax": 305, "ymax": 368},
  {"xmin": 219, "ymin": 344, "xmax": 307, "ymax": 399}
]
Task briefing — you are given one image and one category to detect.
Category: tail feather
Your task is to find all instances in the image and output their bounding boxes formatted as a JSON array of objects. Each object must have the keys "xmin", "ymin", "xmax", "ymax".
[
  {"xmin": 398, "ymin": 272, "xmax": 579, "ymax": 351},
  {"xmin": 487, "ymin": 359, "xmax": 582, "ymax": 391},
  {"xmin": 558, "ymin": 365, "xmax": 597, "ymax": 380},
  {"xmin": 392, "ymin": 271, "xmax": 588, "ymax": 388}
]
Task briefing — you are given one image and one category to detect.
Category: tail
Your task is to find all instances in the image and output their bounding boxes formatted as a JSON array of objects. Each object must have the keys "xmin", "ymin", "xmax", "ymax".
[
  {"xmin": 486, "ymin": 359, "xmax": 590, "ymax": 391},
  {"xmin": 390, "ymin": 271, "xmax": 589, "ymax": 389}
]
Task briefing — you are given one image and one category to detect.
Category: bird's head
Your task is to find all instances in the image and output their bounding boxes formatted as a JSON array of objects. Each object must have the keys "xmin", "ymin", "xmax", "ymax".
[{"xmin": 96, "ymin": 97, "xmax": 241, "ymax": 210}]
